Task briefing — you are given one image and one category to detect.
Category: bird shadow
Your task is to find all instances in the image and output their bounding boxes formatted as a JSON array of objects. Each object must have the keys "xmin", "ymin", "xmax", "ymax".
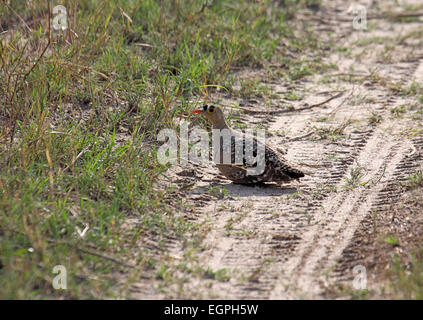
[{"xmin": 193, "ymin": 180, "xmax": 299, "ymax": 198}]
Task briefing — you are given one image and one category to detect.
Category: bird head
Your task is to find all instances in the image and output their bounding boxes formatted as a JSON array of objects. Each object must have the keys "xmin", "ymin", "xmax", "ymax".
[{"xmin": 193, "ymin": 105, "xmax": 228, "ymax": 129}]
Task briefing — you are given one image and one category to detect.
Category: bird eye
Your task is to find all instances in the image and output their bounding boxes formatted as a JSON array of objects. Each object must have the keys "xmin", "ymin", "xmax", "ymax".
[
  {"xmin": 207, "ymin": 106, "xmax": 215, "ymax": 113},
  {"xmin": 202, "ymin": 105, "xmax": 208, "ymax": 111}
]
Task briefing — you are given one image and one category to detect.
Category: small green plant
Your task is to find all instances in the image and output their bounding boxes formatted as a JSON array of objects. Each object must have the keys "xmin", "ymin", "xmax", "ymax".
[
  {"xmin": 349, "ymin": 93, "xmax": 369, "ymax": 106},
  {"xmin": 313, "ymin": 121, "xmax": 350, "ymax": 142},
  {"xmin": 236, "ymin": 79, "xmax": 270, "ymax": 99},
  {"xmin": 316, "ymin": 116, "xmax": 328, "ymax": 122},
  {"xmin": 284, "ymin": 90, "xmax": 304, "ymax": 101},
  {"xmin": 391, "ymin": 249, "xmax": 423, "ymax": 299},
  {"xmin": 344, "ymin": 165, "xmax": 367, "ymax": 190},
  {"xmin": 367, "ymin": 112, "xmax": 382, "ymax": 125},
  {"xmin": 348, "ymin": 288, "xmax": 370, "ymax": 300},
  {"xmin": 405, "ymin": 169, "xmax": 423, "ymax": 190},
  {"xmin": 384, "ymin": 235, "xmax": 400, "ymax": 247},
  {"xmin": 312, "ymin": 183, "xmax": 337, "ymax": 199},
  {"xmin": 207, "ymin": 186, "xmax": 229, "ymax": 199},
  {"xmin": 401, "ymin": 81, "xmax": 423, "ymax": 97},
  {"xmin": 390, "ymin": 105, "xmax": 407, "ymax": 118},
  {"xmin": 202, "ymin": 267, "xmax": 231, "ymax": 282}
]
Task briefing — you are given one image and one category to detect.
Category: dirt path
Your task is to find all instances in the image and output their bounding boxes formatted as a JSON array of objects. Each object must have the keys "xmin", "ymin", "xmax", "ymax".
[{"xmin": 131, "ymin": 0, "xmax": 423, "ymax": 299}]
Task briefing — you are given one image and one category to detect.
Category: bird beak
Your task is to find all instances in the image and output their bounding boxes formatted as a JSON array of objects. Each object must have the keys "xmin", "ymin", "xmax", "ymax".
[{"xmin": 193, "ymin": 109, "xmax": 203, "ymax": 114}]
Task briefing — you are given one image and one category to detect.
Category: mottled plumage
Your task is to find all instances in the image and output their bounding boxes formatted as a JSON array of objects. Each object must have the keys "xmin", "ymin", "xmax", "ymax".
[{"xmin": 193, "ymin": 105, "xmax": 304, "ymax": 185}]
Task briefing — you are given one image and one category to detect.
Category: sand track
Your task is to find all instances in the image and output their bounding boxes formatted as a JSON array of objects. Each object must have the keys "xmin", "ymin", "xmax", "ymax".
[{"xmin": 131, "ymin": 0, "xmax": 423, "ymax": 299}]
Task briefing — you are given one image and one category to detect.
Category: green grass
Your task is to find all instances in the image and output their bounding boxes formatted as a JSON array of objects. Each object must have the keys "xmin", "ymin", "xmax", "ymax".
[
  {"xmin": 384, "ymin": 235, "xmax": 400, "ymax": 247},
  {"xmin": 387, "ymin": 175, "xmax": 423, "ymax": 299},
  {"xmin": 0, "ymin": 0, "xmax": 323, "ymax": 298},
  {"xmin": 391, "ymin": 248, "xmax": 423, "ymax": 299},
  {"xmin": 390, "ymin": 105, "xmax": 407, "ymax": 118},
  {"xmin": 343, "ymin": 165, "xmax": 368, "ymax": 191},
  {"xmin": 405, "ymin": 169, "xmax": 423, "ymax": 190},
  {"xmin": 312, "ymin": 120, "xmax": 350, "ymax": 142}
]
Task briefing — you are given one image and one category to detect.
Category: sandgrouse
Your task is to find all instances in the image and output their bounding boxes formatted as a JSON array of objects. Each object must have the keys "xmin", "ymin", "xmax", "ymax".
[{"xmin": 193, "ymin": 105, "xmax": 304, "ymax": 185}]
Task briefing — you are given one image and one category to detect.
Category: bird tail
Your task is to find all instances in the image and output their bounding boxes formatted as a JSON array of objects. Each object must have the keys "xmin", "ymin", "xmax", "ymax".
[
  {"xmin": 280, "ymin": 163, "xmax": 305, "ymax": 179},
  {"xmin": 287, "ymin": 167, "xmax": 305, "ymax": 179}
]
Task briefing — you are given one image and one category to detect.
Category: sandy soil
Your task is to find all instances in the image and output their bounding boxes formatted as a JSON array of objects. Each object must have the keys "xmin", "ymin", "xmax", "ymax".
[{"xmin": 131, "ymin": 0, "xmax": 423, "ymax": 299}]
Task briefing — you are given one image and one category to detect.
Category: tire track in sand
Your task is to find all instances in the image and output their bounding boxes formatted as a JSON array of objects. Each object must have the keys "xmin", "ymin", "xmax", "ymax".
[{"xmin": 270, "ymin": 122, "xmax": 414, "ymax": 298}]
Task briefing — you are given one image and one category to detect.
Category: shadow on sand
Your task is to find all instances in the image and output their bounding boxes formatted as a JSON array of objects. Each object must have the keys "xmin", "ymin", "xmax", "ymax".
[{"xmin": 192, "ymin": 180, "xmax": 299, "ymax": 198}]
